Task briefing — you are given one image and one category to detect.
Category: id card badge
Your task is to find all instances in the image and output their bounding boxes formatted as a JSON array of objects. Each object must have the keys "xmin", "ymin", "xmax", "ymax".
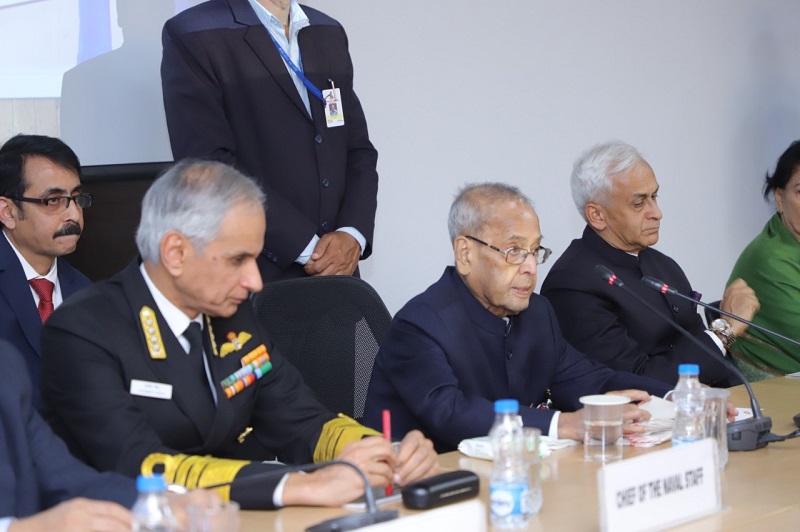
[{"xmin": 323, "ymin": 87, "xmax": 345, "ymax": 128}]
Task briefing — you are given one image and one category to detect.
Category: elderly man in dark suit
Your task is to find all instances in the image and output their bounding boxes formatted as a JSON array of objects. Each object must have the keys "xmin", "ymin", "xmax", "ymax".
[
  {"xmin": 161, "ymin": 0, "xmax": 378, "ymax": 282},
  {"xmin": 0, "ymin": 135, "xmax": 91, "ymax": 409},
  {"xmin": 541, "ymin": 141, "xmax": 759, "ymax": 387},
  {"xmin": 41, "ymin": 160, "xmax": 437, "ymax": 510},
  {"xmin": 363, "ymin": 183, "xmax": 672, "ymax": 453}
]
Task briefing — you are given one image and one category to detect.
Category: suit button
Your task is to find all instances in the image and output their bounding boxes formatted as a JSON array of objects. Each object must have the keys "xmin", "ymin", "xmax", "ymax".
[
  {"xmin": 506, "ymin": 349, "xmax": 513, "ymax": 360},
  {"xmin": 315, "ymin": 134, "xmax": 323, "ymax": 144},
  {"xmin": 321, "ymin": 221, "xmax": 330, "ymax": 231},
  {"xmin": 672, "ymin": 305, "xmax": 679, "ymax": 312},
  {"xmin": 322, "ymin": 178, "xmax": 330, "ymax": 188}
]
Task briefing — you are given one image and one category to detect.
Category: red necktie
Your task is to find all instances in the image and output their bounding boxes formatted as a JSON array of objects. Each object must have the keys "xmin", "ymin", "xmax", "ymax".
[{"xmin": 29, "ymin": 278, "xmax": 55, "ymax": 323}]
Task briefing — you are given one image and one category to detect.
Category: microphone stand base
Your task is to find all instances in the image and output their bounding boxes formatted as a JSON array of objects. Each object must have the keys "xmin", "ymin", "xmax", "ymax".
[
  {"xmin": 727, "ymin": 416, "xmax": 772, "ymax": 451},
  {"xmin": 306, "ymin": 510, "xmax": 399, "ymax": 532}
]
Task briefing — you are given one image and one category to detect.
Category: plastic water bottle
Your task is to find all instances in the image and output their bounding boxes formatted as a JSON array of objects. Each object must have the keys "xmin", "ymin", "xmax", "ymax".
[
  {"xmin": 672, "ymin": 364, "xmax": 705, "ymax": 446},
  {"xmin": 132, "ymin": 474, "xmax": 177, "ymax": 532},
  {"xmin": 489, "ymin": 399, "xmax": 530, "ymax": 528}
]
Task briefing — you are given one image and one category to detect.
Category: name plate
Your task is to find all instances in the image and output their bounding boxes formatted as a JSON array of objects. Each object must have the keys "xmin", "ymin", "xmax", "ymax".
[{"xmin": 598, "ymin": 438, "xmax": 720, "ymax": 532}]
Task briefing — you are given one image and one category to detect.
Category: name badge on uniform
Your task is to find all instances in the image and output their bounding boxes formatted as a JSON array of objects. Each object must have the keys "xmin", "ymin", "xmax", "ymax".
[
  {"xmin": 323, "ymin": 82, "xmax": 344, "ymax": 128},
  {"xmin": 130, "ymin": 379, "xmax": 173, "ymax": 400}
]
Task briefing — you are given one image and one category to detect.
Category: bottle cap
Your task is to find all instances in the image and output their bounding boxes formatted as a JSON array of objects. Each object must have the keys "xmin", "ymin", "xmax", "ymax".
[
  {"xmin": 678, "ymin": 364, "xmax": 700, "ymax": 375},
  {"xmin": 494, "ymin": 399, "xmax": 519, "ymax": 414},
  {"xmin": 137, "ymin": 474, "xmax": 167, "ymax": 493}
]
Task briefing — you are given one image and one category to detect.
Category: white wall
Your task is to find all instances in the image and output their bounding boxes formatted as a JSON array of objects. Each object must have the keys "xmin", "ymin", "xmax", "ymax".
[{"xmin": 301, "ymin": 0, "xmax": 800, "ymax": 314}]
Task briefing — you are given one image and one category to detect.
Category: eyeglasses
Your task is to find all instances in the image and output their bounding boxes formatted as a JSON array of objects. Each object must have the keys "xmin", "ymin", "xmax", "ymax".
[
  {"xmin": 11, "ymin": 193, "xmax": 92, "ymax": 213},
  {"xmin": 465, "ymin": 235, "xmax": 552, "ymax": 265}
]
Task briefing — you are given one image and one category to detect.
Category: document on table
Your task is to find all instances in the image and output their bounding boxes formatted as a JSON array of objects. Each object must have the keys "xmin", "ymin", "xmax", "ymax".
[
  {"xmin": 626, "ymin": 395, "xmax": 674, "ymax": 447},
  {"xmin": 457, "ymin": 435, "xmax": 578, "ymax": 460}
]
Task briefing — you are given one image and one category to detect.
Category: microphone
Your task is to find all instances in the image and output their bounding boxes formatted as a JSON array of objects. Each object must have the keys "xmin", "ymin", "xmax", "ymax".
[
  {"xmin": 641, "ymin": 275, "xmax": 800, "ymax": 348},
  {"xmin": 595, "ymin": 264, "xmax": 773, "ymax": 451},
  {"xmin": 204, "ymin": 460, "xmax": 398, "ymax": 531}
]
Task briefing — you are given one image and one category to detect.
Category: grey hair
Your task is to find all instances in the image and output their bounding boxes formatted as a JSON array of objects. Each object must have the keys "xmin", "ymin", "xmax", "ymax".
[
  {"xmin": 447, "ymin": 182, "xmax": 533, "ymax": 242},
  {"xmin": 136, "ymin": 159, "xmax": 266, "ymax": 263},
  {"xmin": 570, "ymin": 141, "xmax": 645, "ymax": 221}
]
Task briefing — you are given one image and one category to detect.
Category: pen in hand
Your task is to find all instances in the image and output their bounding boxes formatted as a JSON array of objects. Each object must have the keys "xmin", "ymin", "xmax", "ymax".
[{"xmin": 382, "ymin": 409, "xmax": 393, "ymax": 496}]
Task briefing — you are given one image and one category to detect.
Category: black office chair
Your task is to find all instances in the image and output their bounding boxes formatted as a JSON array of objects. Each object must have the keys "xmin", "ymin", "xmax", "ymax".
[{"xmin": 251, "ymin": 276, "xmax": 392, "ymax": 419}]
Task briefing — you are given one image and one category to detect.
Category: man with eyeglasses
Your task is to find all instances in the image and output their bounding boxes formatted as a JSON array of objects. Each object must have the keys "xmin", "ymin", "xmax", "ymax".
[
  {"xmin": 541, "ymin": 142, "xmax": 757, "ymax": 387},
  {"xmin": 0, "ymin": 134, "xmax": 92, "ymax": 408},
  {"xmin": 363, "ymin": 183, "xmax": 672, "ymax": 452}
]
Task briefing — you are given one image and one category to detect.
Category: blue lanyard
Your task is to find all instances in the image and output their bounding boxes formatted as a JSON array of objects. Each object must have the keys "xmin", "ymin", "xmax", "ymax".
[{"xmin": 266, "ymin": 28, "xmax": 324, "ymax": 102}]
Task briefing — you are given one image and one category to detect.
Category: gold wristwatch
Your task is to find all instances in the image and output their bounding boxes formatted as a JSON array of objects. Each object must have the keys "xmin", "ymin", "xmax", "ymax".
[{"xmin": 709, "ymin": 318, "xmax": 736, "ymax": 349}]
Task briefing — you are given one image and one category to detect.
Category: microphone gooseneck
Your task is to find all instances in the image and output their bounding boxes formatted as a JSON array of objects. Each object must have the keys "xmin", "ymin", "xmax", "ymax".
[
  {"xmin": 594, "ymin": 265, "xmax": 773, "ymax": 451},
  {"xmin": 641, "ymin": 275, "xmax": 800, "ymax": 348}
]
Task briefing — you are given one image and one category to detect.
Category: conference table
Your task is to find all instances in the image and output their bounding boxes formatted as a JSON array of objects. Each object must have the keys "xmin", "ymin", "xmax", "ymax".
[{"xmin": 240, "ymin": 378, "xmax": 800, "ymax": 530}]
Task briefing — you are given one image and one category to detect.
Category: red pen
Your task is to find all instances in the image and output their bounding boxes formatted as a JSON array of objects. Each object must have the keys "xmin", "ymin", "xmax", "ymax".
[{"xmin": 382, "ymin": 409, "xmax": 393, "ymax": 496}]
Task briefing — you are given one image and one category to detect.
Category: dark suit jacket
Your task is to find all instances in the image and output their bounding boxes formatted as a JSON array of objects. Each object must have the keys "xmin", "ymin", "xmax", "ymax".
[
  {"xmin": 40, "ymin": 260, "xmax": 336, "ymax": 509},
  {"xmin": 0, "ymin": 234, "xmax": 90, "ymax": 408},
  {"xmin": 362, "ymin": 267, "xmax": 671, "ymax": 453},
  {"xmin": 540, "ymin": 225, "xmax": 739, "ymax": 387},
  {"xmin": 162, "ymin": 0, "xmax": 378, "ymax": 282},
  {"xmin": 0, "ymin": 340, "xmax": 135, "ymax": 518}
]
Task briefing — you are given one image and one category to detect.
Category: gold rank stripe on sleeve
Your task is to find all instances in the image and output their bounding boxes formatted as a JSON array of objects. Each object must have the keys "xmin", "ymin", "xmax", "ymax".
[
  {"xmin": 313, "ymin": 413, "xmax": 382, "ymax": 463},
  {"xmin": 141, "ymin": 452, "xmax": 249, "ymax": 502},
  {"xmin": 139, "ymin": 306, "xmax": 166, "ymax": 359}
]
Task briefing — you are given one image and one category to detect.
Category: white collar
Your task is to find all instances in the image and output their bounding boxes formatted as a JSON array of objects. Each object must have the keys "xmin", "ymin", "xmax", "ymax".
[
  {"xmin": 3, "ymin": 230, "xmax": 58, "ymax": 283},
  {"xmin": 248, "ymin": 0, "xmax": 309, "ymax": 32},
  {"xmin": 139, "ymin": 262, "xmax": 202, "ymax": 339}
]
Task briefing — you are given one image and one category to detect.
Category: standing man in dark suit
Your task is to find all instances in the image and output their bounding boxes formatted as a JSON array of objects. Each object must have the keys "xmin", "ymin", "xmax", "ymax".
[
  {"xmin": 41, "ymin": 160, "xmax": 437, "ymax": 510},
  {"xmin": 541, "ymin": 141, "xmax": 759, "ymax": 387},
  {"xmin": 363, "ymin": 183, "xmax": 672, "ymax": 453},
  {"xmin": 0, "ymin": 135, "xmax": 92, "ymax": 408},
  {"xmin": 161, "ymin": 0, "xmax": 378, "ymax": 283}
]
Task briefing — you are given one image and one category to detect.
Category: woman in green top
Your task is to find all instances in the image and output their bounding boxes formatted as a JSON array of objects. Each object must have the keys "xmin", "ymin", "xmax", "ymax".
[{"xmin": 728, "ymin": 140, "xmax": 800, "ymax": 377}]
